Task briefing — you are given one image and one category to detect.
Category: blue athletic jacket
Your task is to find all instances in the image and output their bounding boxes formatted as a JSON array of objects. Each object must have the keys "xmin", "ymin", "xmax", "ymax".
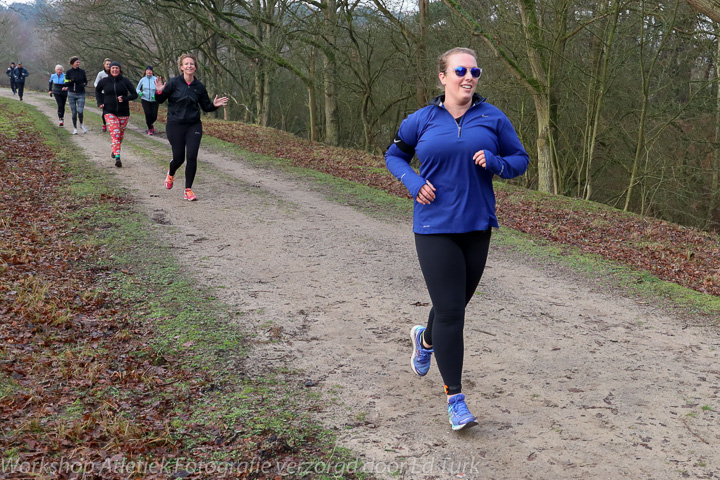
[
  {"xmin": 49, "ymin": 73, "xmax": 66, "ymax": 95},
  {"xmin": 385, "ymin": 94, "xmax": 529, "ymax": 234},
  {"xmin": 136, "ymin": 75, "xmax": 157, "ymax": 102}
]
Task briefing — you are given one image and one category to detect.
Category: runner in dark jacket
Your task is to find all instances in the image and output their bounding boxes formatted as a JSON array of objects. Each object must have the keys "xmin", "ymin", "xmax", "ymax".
[
  {"xmin": 6, "ymin": 62, "xmax": 16, "ymax": 95},
  {"xmin": 12, "ymin": 62, "xmax": 28, "ymax": 101},
  {"xmin": 65, "ymin": 56, "xmax": 88, "ymax": 134},
  {"xmin": 95, "ymin": 61, "xmax": 138, "ymax": 167},
  {"xmin": 154, "ymin": 53, "xmax": 228, "ymax": 201}
]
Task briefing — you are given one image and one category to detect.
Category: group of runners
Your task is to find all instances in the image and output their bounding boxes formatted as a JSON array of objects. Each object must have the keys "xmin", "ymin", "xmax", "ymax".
[
  {"xmin": 7, "ymin": 46, "xmax": 530, "ymax": 432},
  {"xmin": 8, "ymin": 54, "xmax": 228, "ymax": 202},
  {"xmin": 5, "ymin": 62, "xmax": 29, "ymax": 100}
]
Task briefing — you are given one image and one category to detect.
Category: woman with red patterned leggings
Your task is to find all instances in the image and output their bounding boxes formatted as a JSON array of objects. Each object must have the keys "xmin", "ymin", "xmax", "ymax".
[{"xmin": 95, "ymin": 61, "xmax": 138, "ymax": 168}]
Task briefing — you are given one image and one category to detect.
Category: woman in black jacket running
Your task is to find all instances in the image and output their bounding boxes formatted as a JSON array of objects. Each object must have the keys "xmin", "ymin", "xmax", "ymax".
[
  {"xmin": 95, "ymin": 61, "xmax": 138, "ymax": 168},
  {"xmin": 154, "ymin": 53, "xmax": 228, "ymax": 201},
  {"xmin": 65, "ymin": 56, "xmax": 88, "ymax": 134}
]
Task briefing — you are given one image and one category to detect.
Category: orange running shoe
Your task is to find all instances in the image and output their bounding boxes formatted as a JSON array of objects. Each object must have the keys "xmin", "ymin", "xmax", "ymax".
[
  {"xmin": 184, "ymin": 188, "xmax": 197, "ymax": 201},
  {"xmin": 164, "ymin": 172, "xmax": 174, "ymax": 190}
]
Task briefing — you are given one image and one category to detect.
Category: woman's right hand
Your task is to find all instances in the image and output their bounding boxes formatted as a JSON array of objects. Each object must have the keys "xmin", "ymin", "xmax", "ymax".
[{"xmin": 416, "ymin": 180, "xmax": 436, "ymax": 205}]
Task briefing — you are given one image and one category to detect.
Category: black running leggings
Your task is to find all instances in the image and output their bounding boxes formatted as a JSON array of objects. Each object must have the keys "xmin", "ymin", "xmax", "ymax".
[
  {"xmin": 166, "ymin": 122, "xmax": 203, "ymax": 189},
  {"xmin": 141, "ymin": 99, "xmax": 159, "ymax": 129},
  {"xmin": 414, "ymin": 229, "xmax": 492, "ymax": 395},
  {"xmin": 53, "ymin": 94, "xmax": 67, "ymax": 120}
]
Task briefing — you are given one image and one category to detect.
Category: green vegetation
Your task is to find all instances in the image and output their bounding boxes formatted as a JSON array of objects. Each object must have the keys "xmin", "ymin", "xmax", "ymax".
[{"xmin": 493, "ymin": 225, "xmax": 720, "ymax": 318}]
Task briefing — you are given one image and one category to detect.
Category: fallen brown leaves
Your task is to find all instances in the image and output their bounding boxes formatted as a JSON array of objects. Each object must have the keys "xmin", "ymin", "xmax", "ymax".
[
  {"xmin": 0, "ymin": 105, "xmax": 316, "ymax": 479},
  {"xmin": 496, "ymin": 191, "xmax": 720, "ymax": 297},
  {"xmin": 202, "ymin": 118, "xmax": 720, "ymax": 298}
]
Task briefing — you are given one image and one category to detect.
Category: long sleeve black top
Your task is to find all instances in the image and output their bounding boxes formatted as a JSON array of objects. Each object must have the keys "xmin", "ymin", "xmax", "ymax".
[
  {"xmin": 95, "ymin": 75, "xmax": 138, "ymax": 117},
  {"xmin": 155, "ymin": 75, "xmax": 217, "ymax": 125},
  {"xmin": 64, "ymin": 67, "xmax": 87, "ymax": 93}
]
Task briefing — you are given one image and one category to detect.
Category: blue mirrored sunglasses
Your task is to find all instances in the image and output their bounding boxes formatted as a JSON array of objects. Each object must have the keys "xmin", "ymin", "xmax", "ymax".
[{"xmin": 451, "ymin": 66, "xmax": 482, "ymax": 78}]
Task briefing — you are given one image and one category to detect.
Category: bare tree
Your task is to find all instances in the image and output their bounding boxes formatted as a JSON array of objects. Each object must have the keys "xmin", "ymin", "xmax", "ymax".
[
  {"xmin": 708, "ymin": 23, "xmax": 720, "ymax": 227},
  {"xmin": 442, "ymin": 0, "xmax": 573, "ymax": 193},
  {"xmin": 623, "ymin": 0, "xmax": 680, "ymax": 212},
  {"xmin": 579, "ymin": 0, "xmax": 621, "ymax": 200}
]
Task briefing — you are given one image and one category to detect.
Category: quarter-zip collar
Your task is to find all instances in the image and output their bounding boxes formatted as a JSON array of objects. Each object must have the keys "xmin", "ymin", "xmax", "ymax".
[
  {"xmin": 429, "ymin": 93, "xmax": 486, "ymax": 137},
  {"xmin": 428, "ymin": 93, "xmax": 486, "ymax": 108}
]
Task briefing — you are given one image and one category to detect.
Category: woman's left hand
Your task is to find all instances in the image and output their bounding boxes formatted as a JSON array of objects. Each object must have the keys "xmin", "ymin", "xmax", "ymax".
[
  {"xmin": 154, "ymin": 76, "xmax": 165, "ymax": 94},
  {"xmin": 118, "ymin": 96, "xmax": 124, "ymax": 103},
  {"xmin": 473, "ymin": 150, "xmax": 487, "ymax": 168},
  {"xmin": 213, "ymin": 95, "xmax": 229, "ymax": 107}
]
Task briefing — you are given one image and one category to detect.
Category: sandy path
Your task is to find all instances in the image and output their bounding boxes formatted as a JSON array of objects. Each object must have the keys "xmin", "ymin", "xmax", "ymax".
[{"xmin": 11, "ymin": 90, "xmax": 720, "ymax": 479}]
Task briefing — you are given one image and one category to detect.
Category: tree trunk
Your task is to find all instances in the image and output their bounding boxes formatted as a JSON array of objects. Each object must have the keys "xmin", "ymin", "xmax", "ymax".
[
  {"xmin": 416, "ymin": 0, "xmax": 429, "ymax": 107},
  {"xmin": 253, "ymin": 0, "xmax": 265, "ymax": 125},
  {"xmin": 259, "ymin": 21, "xmax": 271, "ymax": 126},
  {"xmin": 518, "ymin": 0, "xmax": 555, "ymax": 193},
  {"xmin": 709, "ymin": 29, "xmax": 720, "ymax": 228},
  {"xmin": 534, "ymin": 95, "xmax": 554, "ymax": 194},
  {"xmin": 307, "ymin": 46, "xmax": 318, "ymax": 142},
  {"xmin": 254, "ymin": 58, "xmax": 264, "ymax": 125},
  {"xmin": 362, "ymin": 92, "xmax": 372, "ymax": 150},
  {"xmin": 322, "ymin": 0, "xmax": 340, "ymax": 145},
  {"xmin": 685, "ymin": 0, "xmax": 720, "ymax": 23},
  {"xmin": 261, "ymin": 62, "xmax": 271, "ymax": 127}
]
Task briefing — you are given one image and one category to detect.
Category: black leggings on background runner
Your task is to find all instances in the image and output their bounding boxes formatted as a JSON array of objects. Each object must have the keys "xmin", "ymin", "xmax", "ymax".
[
  {"xmin": 141, "ymin": 99, "xmax": 159, "ymax": 128},
  {"xmin": 166, "ymin": 122, "xmax": 202, "ymax": 189},
  {"xmin": 414, "ymin": 229, "xmax": 492, "ymax": 396},
  {"xmin": 53, "ymin": 94, "xmax": 67, "ymax": 120}
]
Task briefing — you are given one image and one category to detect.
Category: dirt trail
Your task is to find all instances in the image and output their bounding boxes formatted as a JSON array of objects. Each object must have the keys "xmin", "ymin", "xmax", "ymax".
[{"xmin": 10, "ymin": 90, "xmax": 720, "ymax": 479}]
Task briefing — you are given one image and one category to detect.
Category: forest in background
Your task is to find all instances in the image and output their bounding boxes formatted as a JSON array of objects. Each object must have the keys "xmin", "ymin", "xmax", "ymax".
[{"xmin": 1, "ymin": 0, "xmax": 720, "ymax": 233}]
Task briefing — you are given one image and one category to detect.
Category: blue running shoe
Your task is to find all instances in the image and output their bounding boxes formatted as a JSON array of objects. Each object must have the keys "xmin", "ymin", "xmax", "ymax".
[
  {"xmin": 410, "ymin": 325, "xmax": 433, "ymax": 376},
  {"xmin": 448, "ymin": 394, "xmax": 478, "ymax": 431}
]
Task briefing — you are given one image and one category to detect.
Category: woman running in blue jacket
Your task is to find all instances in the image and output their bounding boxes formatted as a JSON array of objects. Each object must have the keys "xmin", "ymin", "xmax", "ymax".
[
  {"xmin": 48, "ymin": 65, "xmax": 67, "ymax": 126},
  {"xmin": 385, "ymin": 47, "xmax": 529, "ymax": 431}
]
